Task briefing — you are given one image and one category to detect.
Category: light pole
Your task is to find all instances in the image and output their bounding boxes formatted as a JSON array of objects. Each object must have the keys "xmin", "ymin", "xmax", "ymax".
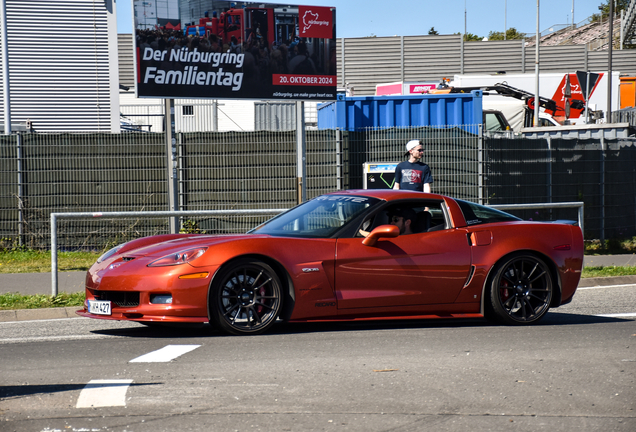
[
  {"xmin": 534, "ymin": 0, "xmax": 540, "ymax": 127},
  {"xmin": 504, "ymin": 0, "xmax": 507, "ymax": 40}
]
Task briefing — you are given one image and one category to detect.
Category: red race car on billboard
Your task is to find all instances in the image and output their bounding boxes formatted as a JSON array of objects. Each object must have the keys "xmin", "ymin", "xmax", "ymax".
[{"xmin": 77, "ymin": 190, "xmax": 584, "ymax": 335}]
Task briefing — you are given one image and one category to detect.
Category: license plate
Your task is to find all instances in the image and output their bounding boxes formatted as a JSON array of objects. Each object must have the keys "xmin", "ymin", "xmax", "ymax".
[{"xmin": 88, "ymin": 300, "xmax": 112, "ymax": 316}]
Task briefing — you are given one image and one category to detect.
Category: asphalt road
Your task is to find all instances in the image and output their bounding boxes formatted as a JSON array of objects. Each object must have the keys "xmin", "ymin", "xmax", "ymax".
[{"xmin": 1, "ymin": 283, "xmax": 635, "ymax": 432}]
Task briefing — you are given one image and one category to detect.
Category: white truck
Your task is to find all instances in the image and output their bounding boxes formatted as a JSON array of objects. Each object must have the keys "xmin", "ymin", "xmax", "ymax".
[{"xmin": 451, "ymin": 72, "xmax": 621, "ymax": 127}]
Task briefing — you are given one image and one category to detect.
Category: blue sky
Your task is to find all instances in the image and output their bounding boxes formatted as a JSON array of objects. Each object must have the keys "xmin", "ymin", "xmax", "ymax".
[{"xmin": 116, "ymin": 0, "xmax": 607, "ymax": 39}]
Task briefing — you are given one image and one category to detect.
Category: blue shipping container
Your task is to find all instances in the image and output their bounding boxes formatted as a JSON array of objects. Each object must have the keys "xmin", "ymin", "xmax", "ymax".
[{"xmin": 317, "ymin": 91, "xmax": 483, "ymax": 131}]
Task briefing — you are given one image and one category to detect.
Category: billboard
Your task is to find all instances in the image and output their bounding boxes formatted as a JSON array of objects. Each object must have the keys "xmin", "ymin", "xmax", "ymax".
[{"xmin": 133, "ymin": 1, "xmax": 337, "ymax": 101}]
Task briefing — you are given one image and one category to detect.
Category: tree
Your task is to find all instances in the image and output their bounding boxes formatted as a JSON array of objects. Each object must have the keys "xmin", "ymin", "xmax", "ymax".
[
  {"xmin": 428, "ymin": 27, "xmax": 439, "ymax": 35},
  {"xmin": 487, "ymin": 27, "xmax": 525, "ymax": 41},
  {"xmin": 592, "ymin": 0, "xmax": 630, "ymax": 21},
  {"xmin": 461, "ymin": 32, "xmax": 482, "ymax": 41}
]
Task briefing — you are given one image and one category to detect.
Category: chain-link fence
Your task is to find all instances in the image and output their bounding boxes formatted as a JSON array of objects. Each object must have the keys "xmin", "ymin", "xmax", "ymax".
[{"xmin": 1, "ymin": 128, "xmax": 635, "ymax": 251}]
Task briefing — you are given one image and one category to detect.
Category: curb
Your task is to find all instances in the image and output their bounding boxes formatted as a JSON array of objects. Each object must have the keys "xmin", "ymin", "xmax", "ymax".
[
  {"xmin": 0, "ymin": 307, "xmax": 82, "ymax": 323},
  {"xmin": 577, "ymin": 275, "xmax": 636, "ymax": 287}
]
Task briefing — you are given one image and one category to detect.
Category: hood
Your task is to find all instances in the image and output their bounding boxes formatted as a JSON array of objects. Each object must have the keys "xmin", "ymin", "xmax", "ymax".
[{"xmin": 113, "ymin": 233, "xmax": 268, "ymax": 259}]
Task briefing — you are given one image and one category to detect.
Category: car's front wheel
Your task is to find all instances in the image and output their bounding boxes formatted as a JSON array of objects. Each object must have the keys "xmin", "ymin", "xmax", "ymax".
[
  {"xmin": 486, "ymin": 253, "xmax": 554, "ymax": 325},
  {"xmin": 209, "ymin": 258, "xmax": 282, "ymax": 335}
]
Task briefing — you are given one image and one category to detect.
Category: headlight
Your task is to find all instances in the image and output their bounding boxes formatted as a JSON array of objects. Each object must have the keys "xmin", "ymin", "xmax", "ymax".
[
  {"xmin": 97, "ymin": 244, "xmax": 125, "ymax": 263},
  {"xmin": 147, "ymin": 247, "xmax": 207, "ymax": 267}
]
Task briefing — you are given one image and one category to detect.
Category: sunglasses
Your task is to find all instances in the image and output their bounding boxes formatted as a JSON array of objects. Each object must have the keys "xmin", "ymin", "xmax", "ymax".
[{"xmin": 390, "ymin": 216, "xmax": 403, "ymax": 223}]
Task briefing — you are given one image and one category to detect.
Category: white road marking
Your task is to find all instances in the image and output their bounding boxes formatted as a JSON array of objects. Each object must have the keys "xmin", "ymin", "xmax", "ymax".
[
  {"xmin": 76, "ymin": 379, "xmax": 133, "ymax": 408},
  {"xmin": 129, "ymin": 344, "xmax": 201, "ymax": 363},
  {"xmin": 0, "ymin": 334, "xmax": 121, "ymax": 345},
  {"xmin": 579, "ymin": 284, "xmax": 636, "ymax": 290},
  {"xmin": 594, "ymin": 313, "xmax": 636, "ymax": 318}
]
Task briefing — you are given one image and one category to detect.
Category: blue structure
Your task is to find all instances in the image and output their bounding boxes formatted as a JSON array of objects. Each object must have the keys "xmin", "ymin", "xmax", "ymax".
[{"xmin": 317, "ymin": 91, "xmax": 483, "ymax": 132}]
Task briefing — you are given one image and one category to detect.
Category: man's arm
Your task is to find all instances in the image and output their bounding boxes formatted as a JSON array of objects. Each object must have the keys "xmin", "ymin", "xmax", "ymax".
[
  {"xmin": 393, "ymin": 165, "xmax": 401, "ymax": 189},
  {"xmin": 423, "ymin": 183, "xmax": 431, "ymax": 193}
]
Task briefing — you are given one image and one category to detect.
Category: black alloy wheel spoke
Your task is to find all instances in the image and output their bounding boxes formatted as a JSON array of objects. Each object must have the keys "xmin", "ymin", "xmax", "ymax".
[
  {"xmin": 525, "ymin": 262, "xmax": 539, "ymax": 280},
  {"xmin": 502, "ymin": 271, "xmax": 516, "ymax": 286},
  {"xmin": 520, "ymin": 299, "xmax": 531, "ymax": 319},
  {"xmin": 253, "ymin": 278, "xmax": 273, "ymax": 292},
  {"xmin": 502, "ymin": 295, "xmax": 517, "ymax": 309},
  {"xmin": 247, "ymin": 306, "xmax": 262, "ymax": 325},
  {"xmin": 250, "ymin": 270, "xmax": 264, "ymax": 289},
  {"xmin": 254, "ymin": 301, "xmax": 274, "ymax": 311},
  {"xmin": 528, "ymin": 292, "xmax": 546, "ymax": 302},
  {"xmin": 223, "ymin": 303, "xmax": 240, "ymax": 318},
  {"xmin": 529, "ymin": 270, "xmax": 547, "ymax": 284}
]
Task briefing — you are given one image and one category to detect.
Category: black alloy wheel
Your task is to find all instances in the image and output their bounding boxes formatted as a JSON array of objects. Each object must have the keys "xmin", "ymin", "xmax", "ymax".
[
  {"xmin": 210, "ymin": 259, "xmax": 282, "ymax": 335},
  {"xmin": 487, "ymin": 253, "xmax": 554, "ymax": 325}
]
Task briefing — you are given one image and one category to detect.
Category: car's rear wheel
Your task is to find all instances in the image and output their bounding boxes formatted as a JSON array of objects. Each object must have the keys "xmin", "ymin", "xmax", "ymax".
[
  {"xmin": 210, "ymin": 259, "xmax": 282, "ymax": 335},
  {"xmin": 486, "ymin": 253, "xmax": 553, "ymax": 325}
]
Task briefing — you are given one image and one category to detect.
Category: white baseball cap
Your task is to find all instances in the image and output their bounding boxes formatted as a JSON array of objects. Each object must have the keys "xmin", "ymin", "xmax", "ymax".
[{"xmin": 406, "ymin": 139, "xmax": 421, "ymax": 151}]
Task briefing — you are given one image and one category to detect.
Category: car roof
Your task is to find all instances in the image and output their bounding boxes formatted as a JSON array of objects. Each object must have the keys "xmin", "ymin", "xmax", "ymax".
[{"xmin": 324, "ymin": 189, "xmax": 448, "ymax": 202}]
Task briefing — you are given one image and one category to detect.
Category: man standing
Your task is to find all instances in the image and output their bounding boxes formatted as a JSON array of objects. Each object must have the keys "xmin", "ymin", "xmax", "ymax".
[{"xmin": 393, "ymin": 139, "xmax": 433, "ymax": 192}]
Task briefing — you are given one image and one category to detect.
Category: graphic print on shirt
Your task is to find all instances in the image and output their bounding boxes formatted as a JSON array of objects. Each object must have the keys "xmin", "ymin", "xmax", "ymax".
[{"xmin": 402, "ymin": 169, "xmax": 423, "ymax": 184}]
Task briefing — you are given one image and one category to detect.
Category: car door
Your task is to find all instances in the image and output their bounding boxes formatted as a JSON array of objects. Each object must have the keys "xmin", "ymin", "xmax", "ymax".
[{"xmin": 334, "ymin": 227, "xmax": 472, "ymax": 310}]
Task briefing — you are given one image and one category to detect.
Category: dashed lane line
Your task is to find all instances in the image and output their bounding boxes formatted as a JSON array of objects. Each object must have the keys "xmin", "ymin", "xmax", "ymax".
[
  {"xmin": 129, "ymin": 344, "xmax": 201, "ymax": 363},
  {"xmin": 76, "ymin": 379, "xmax": 133, "ymax": 408}
]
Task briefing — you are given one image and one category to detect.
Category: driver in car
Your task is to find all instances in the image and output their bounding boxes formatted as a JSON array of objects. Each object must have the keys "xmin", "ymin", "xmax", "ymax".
[
  {"xmin": 359, "ymin": 206, "xmax": 417, "ymax": 237},
  {"xmin": 388, "ymin": 207, "xmax": 416, "ymax": 235}
]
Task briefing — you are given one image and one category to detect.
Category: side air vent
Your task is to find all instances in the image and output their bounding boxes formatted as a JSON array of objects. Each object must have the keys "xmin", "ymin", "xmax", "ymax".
[{"xmin": 463, "ymin": 265, "xmax": 476, "ymax": 287}]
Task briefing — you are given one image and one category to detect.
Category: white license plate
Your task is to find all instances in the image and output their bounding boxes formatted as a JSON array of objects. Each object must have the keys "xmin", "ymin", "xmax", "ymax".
[{"xmin": 88, "ymin": 300, "xmax": 112, "ymax": 316}]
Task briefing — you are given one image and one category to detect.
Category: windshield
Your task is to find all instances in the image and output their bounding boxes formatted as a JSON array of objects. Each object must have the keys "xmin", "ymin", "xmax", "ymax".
[
  {"xmin": 456, "ymin": 199, "xmax": 521, "ymax": 226},
  {"xmin": 251, "ymin": 195, "xmax": 379, "ymax": 238}
]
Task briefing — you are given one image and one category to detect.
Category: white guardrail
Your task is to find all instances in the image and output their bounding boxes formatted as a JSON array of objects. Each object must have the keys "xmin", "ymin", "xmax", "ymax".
[
  {"xmin": 49, "ymin": 202, "xmax": 584, "ymax": 296},
  {"xmin": 49, "ymin": 209, "xmax": 287, "ymax": 296}
]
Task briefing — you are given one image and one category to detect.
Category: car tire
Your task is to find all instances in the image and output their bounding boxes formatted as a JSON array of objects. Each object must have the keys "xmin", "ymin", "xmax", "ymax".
[
  {"xmin": 209, "ymin": 258, "xmax": 283, "ymax": 335},
  {"xmin": 486, "ymin": 253, "xmax": 553, "ymax": 325}
]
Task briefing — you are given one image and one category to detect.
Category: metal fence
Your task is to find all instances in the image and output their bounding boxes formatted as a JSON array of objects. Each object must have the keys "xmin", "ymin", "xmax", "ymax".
[{"xmin": 1, "ymin": 128, "xmax": 635, "ymax": 251}]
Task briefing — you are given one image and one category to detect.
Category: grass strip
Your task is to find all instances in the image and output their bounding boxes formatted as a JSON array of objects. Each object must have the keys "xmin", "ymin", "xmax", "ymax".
[
  {"xmin": 0, "ymin": 250, "xmax": 100, "ymax": 274},
  {"xmin": 581, "ymin": 265, "xmax": 636, "ymax": 278},
  {"xmin": 0, "ymin": 292, "xmax": 85, "ymax": 310}
]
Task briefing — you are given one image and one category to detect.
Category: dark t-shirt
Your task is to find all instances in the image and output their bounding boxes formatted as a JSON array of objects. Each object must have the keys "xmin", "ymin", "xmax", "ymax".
[{"xmin": 394, "ymin": 160, "xmax": 433, "ymax": 191}]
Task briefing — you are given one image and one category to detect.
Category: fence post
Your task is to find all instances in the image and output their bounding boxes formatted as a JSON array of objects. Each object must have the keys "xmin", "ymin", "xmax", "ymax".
[
  {"xmin": 478, "ymin": 123, "xmax": 483, "ymax": 204},
  {"xmin": 164, "ymin": 98, "xmax": 179, "ymax": 233},
  {"xmin": 50, "ymin": 213, "xmax": 58, "ymax": 297},
  {"xmin": 17, "ymin": 132, "xmax": 23, "ymax": 247},
  {"xmin": 212, "ymin": 100, "xmax": 218, "ymax": 131},
  {"xmin": 600, "ymin": 135, "xmax": 606, "ymax": 244},
  {"xmin": 177, "ymin": 132, "xmax": 183, "ymax": 211},
  {"xmin": 547, "ymin": 135, "xmax": 552, "ymax": 204},
  {"xmin": 296, "ymin": 101, "xmax": 306, "ymax": 203},
  {"xmin": 336, "ymin": 129, "xmax": 342, "ymax": 190}
]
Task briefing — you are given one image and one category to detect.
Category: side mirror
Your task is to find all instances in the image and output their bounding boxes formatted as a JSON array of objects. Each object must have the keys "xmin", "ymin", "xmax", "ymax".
[{"xmin": 362, "ymin": 224, "xmax": 399, "ymax": 246}]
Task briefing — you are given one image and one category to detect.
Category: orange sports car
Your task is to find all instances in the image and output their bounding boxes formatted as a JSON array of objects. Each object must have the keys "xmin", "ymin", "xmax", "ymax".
[{"xmin": 77, "ymin": 190, "xmax": 584, "ymax": 335}]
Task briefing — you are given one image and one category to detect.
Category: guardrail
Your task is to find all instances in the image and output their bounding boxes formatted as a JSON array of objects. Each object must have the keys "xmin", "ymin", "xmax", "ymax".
[
  {"xmin": 50, "ymin": 209, "xmax": 286, "ymax": 296},
  {"xmin": 49, "ymin": 202, "xmax": 585, "ymax": 296}
]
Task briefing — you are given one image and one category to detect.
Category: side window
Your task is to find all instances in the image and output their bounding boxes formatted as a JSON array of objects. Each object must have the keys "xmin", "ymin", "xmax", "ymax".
[
  {"xmin": 357, "ymin": 200, "xmax": 448, "ymax": 237},
  {"xmin": 484, "ymin": 112, "xmax": 504, "ymax": 131},
  {"xmin": 455, "ymin": 199, "xmax": 520, "ymax": 226}
]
